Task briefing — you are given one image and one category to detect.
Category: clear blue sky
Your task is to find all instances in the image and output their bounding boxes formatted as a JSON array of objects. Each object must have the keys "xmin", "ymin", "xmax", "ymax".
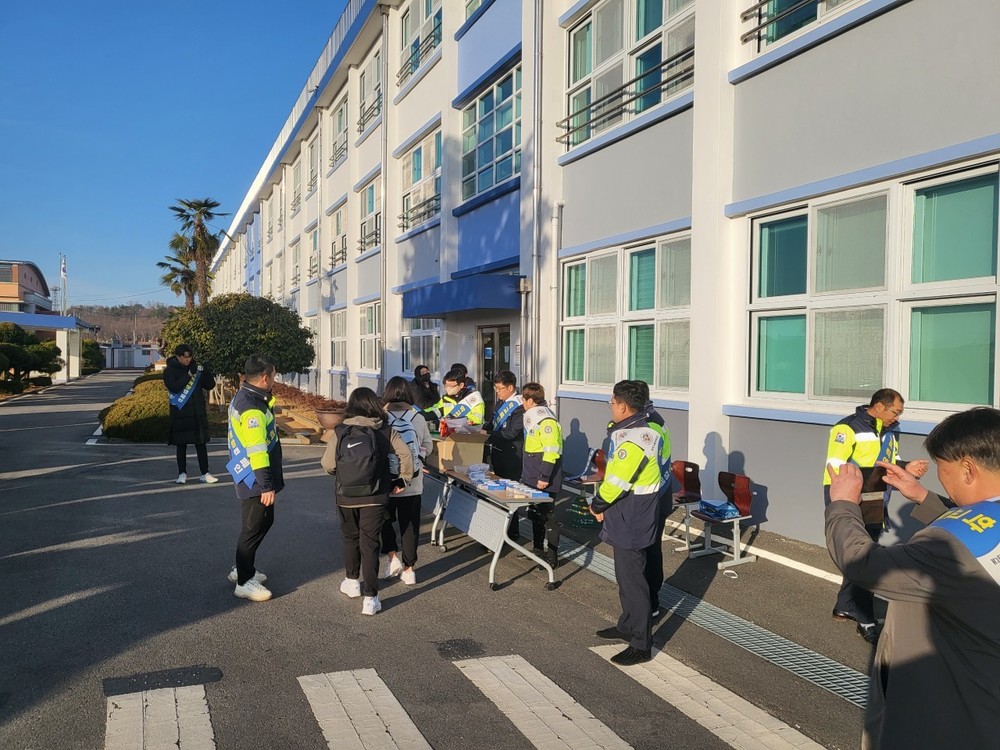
[{"xmin": 0, "ymin": 1, "xmax": 349, "ymax": 307}]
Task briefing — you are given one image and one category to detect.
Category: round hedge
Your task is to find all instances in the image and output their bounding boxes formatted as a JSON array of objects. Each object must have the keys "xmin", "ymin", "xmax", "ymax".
[
  {"xmin": 101, "ymin": 381, "xmax": 171, "ymax": 442},
  {"xmin": 133, "ymin": 372, "xmax": 164, "ymax": 387}
]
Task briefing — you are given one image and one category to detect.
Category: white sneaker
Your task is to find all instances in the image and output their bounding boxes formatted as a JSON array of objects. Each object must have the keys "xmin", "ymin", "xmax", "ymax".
[
  {"xmin": 380, "ymin": 555, "xmax": 403, "ymax": 579},
  {"xmin": 176, "ymin": 473, "xmax": 187, "ymax": 484},
  {"xmin": 362, "ymin": 595, "xmax": 382, "ymax": 615},
  {"xmin": 401, "ymin": 568, "xmax": 416, "ymax": 586},
  {"xmin": 234, "ymin": 578, "xmax": 272, "ymax": 602},
  {"xmin": 201, "ymin": 472, "xmax": 219, "ymax": 484},
  {"xmin": 340, "ymin": 578, "xmax": 361, "ymax": 598},
  {"xmin": 228, "ymin": 566, "xmax": 266, "ymax": 584}
]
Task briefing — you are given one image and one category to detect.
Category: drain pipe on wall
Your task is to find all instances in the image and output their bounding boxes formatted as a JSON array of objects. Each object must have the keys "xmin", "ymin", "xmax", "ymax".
[
  {"xmin": 378, "ymin": 3, "xmax": 390, "ymax": 391},
  {"xmin": 528, "ymin": 0, "xmax": 544, "ymax": 383}
]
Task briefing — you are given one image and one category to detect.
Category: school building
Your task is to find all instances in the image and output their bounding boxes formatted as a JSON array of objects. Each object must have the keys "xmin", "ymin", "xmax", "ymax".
[{"xmin": 211, "ymin": 0, "xmax": 1000, "ymax": 546}]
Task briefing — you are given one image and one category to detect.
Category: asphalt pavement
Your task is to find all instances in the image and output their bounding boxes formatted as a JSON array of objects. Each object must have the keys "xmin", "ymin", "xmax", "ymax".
[{"xmin": 0, "ymin": 371, "xmax": 872, "ymax": 749}]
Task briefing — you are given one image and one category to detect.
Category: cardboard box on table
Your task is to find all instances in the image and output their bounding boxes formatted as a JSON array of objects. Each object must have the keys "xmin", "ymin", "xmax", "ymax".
[{"xmin": 427, "ymin": 431, "xmax": 488, "ymax": 472}]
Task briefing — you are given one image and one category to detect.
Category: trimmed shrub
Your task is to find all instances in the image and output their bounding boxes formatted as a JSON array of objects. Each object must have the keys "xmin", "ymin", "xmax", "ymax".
[
  {"xmin": 101, "ymin": 379, "xmax": 228, "ymax": 442},
  {"xmin": 81, "ymin": 367, "xmax": 101, "ymax": 376},
  {"xmin": 0, "ymin": 380, "xmax": 26, "ymax": 394},
  {"xmin": 29, "ymin": 376, "xmax": 53, "ymax": 387},
  {"xmin": 133, "ymin": 372, "xmax": 164, "ymax": 387}
]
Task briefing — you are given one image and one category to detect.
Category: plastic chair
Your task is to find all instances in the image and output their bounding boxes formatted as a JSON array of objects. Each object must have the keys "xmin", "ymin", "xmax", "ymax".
[
  {"xmin": 687, "ymin": 471, "xmax": 758, "ymax": 569},
  {"xmin": 670, "ymin": 460, "xmax": 702, "ymax": 552}
]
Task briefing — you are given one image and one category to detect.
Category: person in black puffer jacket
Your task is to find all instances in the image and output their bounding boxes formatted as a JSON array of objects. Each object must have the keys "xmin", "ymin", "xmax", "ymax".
[{"xmin": 163, "ymin": 343, "xmax": 218, "ymax": 485}]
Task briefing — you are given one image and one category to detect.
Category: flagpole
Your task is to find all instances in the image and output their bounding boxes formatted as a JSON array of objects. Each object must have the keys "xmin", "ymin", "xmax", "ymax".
[{"xmin": 60, "ymin": 253, "xmax": 68, "ymax": 314}]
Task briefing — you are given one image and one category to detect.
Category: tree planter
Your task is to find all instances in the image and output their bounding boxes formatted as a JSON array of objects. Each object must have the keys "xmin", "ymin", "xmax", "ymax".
[{"xmin": 315, "ymin": 409, "xmax": 345, "ymax": 429}]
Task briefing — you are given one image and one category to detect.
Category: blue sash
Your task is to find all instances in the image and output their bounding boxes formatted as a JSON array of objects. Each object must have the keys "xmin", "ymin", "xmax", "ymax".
[
  {"xmin": 931, "ymin": 500, "xmax": 1000, "ymax": 585},
  {"xmin": 226, "ymin": 406, "xmax": 279, "ymax": 488},
  {"xmin": 168, "ymin": 369, "xmax": 202, "ymax": 410},
  {"xmin": 446, "ymin": 390, "xmax": 482, "ymax": 419},
  {"xmin": 493, "ymin": 396, "xmax": 522, "ymax": 430}
]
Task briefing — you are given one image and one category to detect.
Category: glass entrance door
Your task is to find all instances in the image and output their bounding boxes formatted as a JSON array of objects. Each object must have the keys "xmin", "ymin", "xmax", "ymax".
[{"xmin": 478, "ymin": 325, "xmax": 511, "ymax": 416}]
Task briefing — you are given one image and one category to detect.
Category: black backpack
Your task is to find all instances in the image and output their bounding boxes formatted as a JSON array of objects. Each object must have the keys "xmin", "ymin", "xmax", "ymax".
[{"xmin": 334, "ymin": 423, "xmax": 389, "ymax": 497}]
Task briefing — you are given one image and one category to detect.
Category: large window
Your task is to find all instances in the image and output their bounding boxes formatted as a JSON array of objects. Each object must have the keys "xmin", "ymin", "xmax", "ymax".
[
  {"xmin": 291, "ymin": 161, "xmax": 302, "ymax": 214},
  {"xmin": 399, "ymin": 0, "xmax": 442, "ymax": 87},
  {"xmin": 0, "ymin": 265, "xmax": 12, "ymax": 283},
  {"xmin": 290, "ymin": 241, "xmax": 301, "ymax": 287},
  {"xmin": 330, "ymin": 97, "xmax": 348, "ymax": 166},
  {"xmin": 358, "ymin": 49, "xmax": 382, "ymax": 133},
  {"xmin": 561, "ymin": 234, "xmax": 691, "ymax": 390},
  {"xmin": 750, "ymin": 164, "xmax": 1000, "ymax": 409},
  {"xmin": 359, "ymin": 179, "xmax": 381, "ymax": 253},
  {"xmin": 307, "ymin": 229, "xmax": 320, "ymax": 279},
  {"xmin": 330, "ymin": 207, "xmax": 347, "ymax": 267},
  {"xmin": 360, "ymin": 301, "xmax": 383, "ymax": 372},
  {"xmin": 330, "ymin": 310, "xmax": 347, "ymax": 368},
  {"xmin": 307, "ymin": 137, "xmax": 319, "ymax": 194},
  {"xmin": 400, "ymin": 130, "xmax": 442, "ymax": 230},
  {"xmin": 561, "ymin": 0, "xmax": 694, "ymax": 148},
  {"xmin": 402, "ymin": 317, "xmax": 442, "ymax": 373},
  {"xmin": 461, "ymin": 67, "xmax": 522, "ymax": 201},
  {"xmin": 740, "ymin": 0, "xmax": 856, "ymax": 51}
]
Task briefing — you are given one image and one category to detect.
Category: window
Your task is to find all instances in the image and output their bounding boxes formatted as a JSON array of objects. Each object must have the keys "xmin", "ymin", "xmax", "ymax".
[
  {"xmin": 741, "ymin": 0, "xmax": 857, "ymax": 51},
  {"xmin": 0, "ymin": 264, "xmax": 13, "ymax": 283},
  {"xmin": 291, "ymin": 241, "xmax": 301, "ymax": 287},
  {"xmin": 330, "ymin": 310, "xmax": 347, "ymax": 368},
  {"xmin": 307, "ymin": 137, "xmax": 319, "ymax": 193},
  {"xmin": 465, "ymin": 0, "xmax": 482, "ymax": 19},
  {"xmin": 330, "ymin": 97, "xmax": 348, "ymax": 166},
  {"xmin": 561, "ymin": 0, "xmax": 694, "ymax": 148},
  {"xmin": 359, "ymin": 179, "xmax": 381, "ymax": 253},
  {"xmin": 265, "ymin": 195, "xmax": 275, "ymax": 243},
  {"xmin": 402, "ymin": 317, "xmax": 442, "ymax": 373},
  {"xmin": 330, "ymin": 207, "xmax": 348, "ymax": 267},
  {"xmin": 308, "ymin": 229, "xmax": 320, "ymax": 279},
  {"xmin": 360, "ymin": 301, "xmax": 383, "ymax": 371},
  {"xmin": 561, "ymin": 234, "xmax": 691, "ymax": 389},
  {"xmin": 358, "ymin": 49, "xmax": 382, "ymax": 133},
  {"xmin": 400, "ymin": 130, "xmax": 442, "ymax": 230},
  {"xmin": 398, "ymin": 0, "xmax": 442, "ymax": 87},
  {"xmin": 749, "ymin": 164, "xmax": 1000, "ymax": 409},
  {"xmin": 461, "ymin": 67, "xmax": 522, "ymax": 201},
  {"xmin": 291, "ymin": 161, "xmax": 302, "ymax": 214}
]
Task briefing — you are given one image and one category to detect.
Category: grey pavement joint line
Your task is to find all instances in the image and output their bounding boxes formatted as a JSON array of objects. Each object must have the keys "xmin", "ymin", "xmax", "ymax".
[
  {"xmin": 297, "ymin": 669, "xmax": 432, "ymax": 750},
  {"xmin": 104, "ymin": 684, "xmax": 215, "ymax": 750},
  {"xmin": 592, "ymin": 645, "xmax": 826, "ymax": 750},
  {"xmin": 556, "ymin": 538, "xmax": 869, "ymax": 708},
  {"xmin": 455, "ymin": 654, "xmax": 632, "ymax": 750}
]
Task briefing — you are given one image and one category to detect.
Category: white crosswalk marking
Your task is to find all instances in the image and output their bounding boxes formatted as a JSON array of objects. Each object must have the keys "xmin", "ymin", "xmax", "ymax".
[
  {"xmin": 455, "ymin": 654, "xmax": 632, "ymax": 750},
  {"xmin": 104, "ymin": 684, "xmax": 215, "ymax": 750},
  {"xmin": 298, "ymin": 669, "xmax": 432, "ymax": 750},
  {"xmin": 591, "ymin": 646, "xmax": 825, "ymax": 750}
]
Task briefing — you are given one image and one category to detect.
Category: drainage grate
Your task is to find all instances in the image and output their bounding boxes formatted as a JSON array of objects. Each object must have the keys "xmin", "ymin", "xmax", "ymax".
[{"xmin": 557, "ymin": 537, "xmax": 869, "ymax": 708}]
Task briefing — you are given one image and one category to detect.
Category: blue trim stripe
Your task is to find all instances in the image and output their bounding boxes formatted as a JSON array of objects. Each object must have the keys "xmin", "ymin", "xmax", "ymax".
[
  {"xmin": 557, "ymin": 92, "xmax": 693, "ymax": 167},
  {"xmin": 325, "ymin": 192, "xmax": 348, "ymax": 215},
  {"xmin": 304, "ymin": 218, "xmax": 318, "ymax": 233},
  {"xmin": 392, "ymin": 275, "xmax": 439, "ymax": 294},
  {"xmin": 729, "ymin": 0, "xmax": 911, "ymax": 85},
  {"xmin": 305, "ymin": 278, "xmax": 320, "ymax": 287},
  {"xmin": 392, "ymin": 113, "xmax": 443, "ymax": 159},
  {"xmin": 453, "ymin": 177, "xmax": 520, "ymax": 217},
  {"xmin": 455, "ymin": 0, "xmax": 497, "ymax": 41},
  {"xmin": 726, "ymin": 133, "xmax": 1000, "ymax": 217},
  {"xmin": 289, "ymin": 234, "xmax": 301, "ymax": 246},
  {"xmin": 559, "ymin": 217, "xmax": 692, "ymax": 260},
  {"xmin": 556, "ymin": 389, "xmax": 690, "ymax": 411},
  {"xmin": 324, "ymin": 303, "xmax": 347, "ymax": 312},
  {"xmin": 394, "ymin": 216, "xmax": 441, "ymax": 244},
  {"xmin": 352, "ymin": 292, "xmax": 381, "ymax": 305},
  {"xmin": 355, "ymin": 247, "xmax": 381, "ymax": 263},
  {"xmin": 451, "ymin": 254, "xmax": 519, "ymax": 280},
  {"xmin": 353, "ymin": 163, "xmax": 382, "ymax": 193},
  {"xmin": 393, "ymin": 48, "xmax": 443, "ymax": 105},
  {"xmin": 452, "ymin": 44, "xmax": 522, "ymax": 110}
]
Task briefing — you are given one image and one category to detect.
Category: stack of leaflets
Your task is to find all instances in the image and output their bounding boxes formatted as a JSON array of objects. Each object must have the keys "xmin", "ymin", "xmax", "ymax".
[{"xmin": 699, "ymin": 498, "xmax": 741, "ymax": 520}]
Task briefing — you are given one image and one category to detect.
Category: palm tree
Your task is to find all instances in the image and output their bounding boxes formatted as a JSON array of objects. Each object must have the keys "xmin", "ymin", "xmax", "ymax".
[
  {"xmin": 169, "ymin": 198, "xmax": 228, "ymax": 305},
  {"xmin": 157, "ymin": 233, "xmax": 198, "ymax": 309}
]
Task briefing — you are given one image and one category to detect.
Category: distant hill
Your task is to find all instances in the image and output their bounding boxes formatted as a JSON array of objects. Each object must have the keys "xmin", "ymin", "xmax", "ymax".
[{"xmin": 69, "ymin": 303, "xmax": 175, "ymax": 344}]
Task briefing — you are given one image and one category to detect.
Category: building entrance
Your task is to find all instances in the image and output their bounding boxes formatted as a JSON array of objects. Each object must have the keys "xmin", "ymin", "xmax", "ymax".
[{"xmin": 478, "ymin": 325, "xmax": 511, "ymax": 416}]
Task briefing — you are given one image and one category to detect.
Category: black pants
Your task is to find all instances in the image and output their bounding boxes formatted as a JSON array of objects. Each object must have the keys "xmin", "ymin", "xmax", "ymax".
[
  {"xmin": 176, "ymin": 443, "xmax": 209, "ymax": 475},
  {"xmin": 381, "ymin": 494, "xmax": 422, "ymax": 568},
  {"xmin": 339, "ymin": 505, "xmax": 385, "ymax": 597},
  {"xmin": 644, "ymin": 495, "xmax": 672, "ymax": 611},
  {"xmin": 527, "ymin": 501, "xmax": 560, "ymax": 552},
  {"xmin": 834, "ymin": 522, "xmax": 883, "ymax": 624},
  {"xmin": 614, "ymin": 545, "xmax": 652, "ymax": 651},
  {"xmin": 235, "ymin": 496, "xmax": 274, "ymax": 585}
]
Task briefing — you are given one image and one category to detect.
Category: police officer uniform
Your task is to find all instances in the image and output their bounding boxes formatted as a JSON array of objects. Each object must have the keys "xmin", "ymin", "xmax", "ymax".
[{"xmin": 521, "ymin": 402, "xmax": 563, "ymax": 564}]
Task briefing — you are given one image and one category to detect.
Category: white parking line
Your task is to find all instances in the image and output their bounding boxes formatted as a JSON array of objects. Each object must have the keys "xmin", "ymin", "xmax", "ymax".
[
  {"xmin": 104, "ymin": 684, "xmax": 215, "ymax": 750},
  {"xmin": 298, "ymin": 669, "xmax": 432, "ymax": 750},
  {"xmin": 456, "ymin": 654, "xmax": 631, "ymax": 750},
  {"xmin": 592, "ymin": 646, "xmax": 825, "ymax": 750}
]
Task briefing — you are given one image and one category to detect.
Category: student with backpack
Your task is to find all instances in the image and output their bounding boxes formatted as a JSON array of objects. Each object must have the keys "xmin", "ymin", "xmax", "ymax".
[
  {"xmin": 321, "ymin": 387, "xmax": 414, "ymax": 615},
  {"xmin": 380, "ymin": 376, "xmax": 433, "ymax": 585}
]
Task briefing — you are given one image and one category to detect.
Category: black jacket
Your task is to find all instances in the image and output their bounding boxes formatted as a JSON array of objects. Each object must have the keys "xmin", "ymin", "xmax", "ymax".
[
  {"xmin": 484, "ymin": 402, "xmax": 524, "ymax": 480},
  {"xmin": 409, "ymin": 370, "xmax": 441, "ymax": 412},
  {"xmin": 164, "ymin": 356, "xmax": 215, "ymax": 446}
]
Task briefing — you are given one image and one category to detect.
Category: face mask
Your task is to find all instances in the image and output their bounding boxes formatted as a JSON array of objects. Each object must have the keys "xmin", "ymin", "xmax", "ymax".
[
  {"xmin": 418, "ymin": 372, "xmax": 431, "ymax": 383},
  {"xmin": 445, "ymin": 384, "xmax": 461, "ymax": 397}
]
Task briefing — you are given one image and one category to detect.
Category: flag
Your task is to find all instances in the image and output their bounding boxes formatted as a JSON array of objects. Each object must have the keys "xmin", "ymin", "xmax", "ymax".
[{"xmin": 60, "ymin": 256, "xmax": 67, "ymax": 278}]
